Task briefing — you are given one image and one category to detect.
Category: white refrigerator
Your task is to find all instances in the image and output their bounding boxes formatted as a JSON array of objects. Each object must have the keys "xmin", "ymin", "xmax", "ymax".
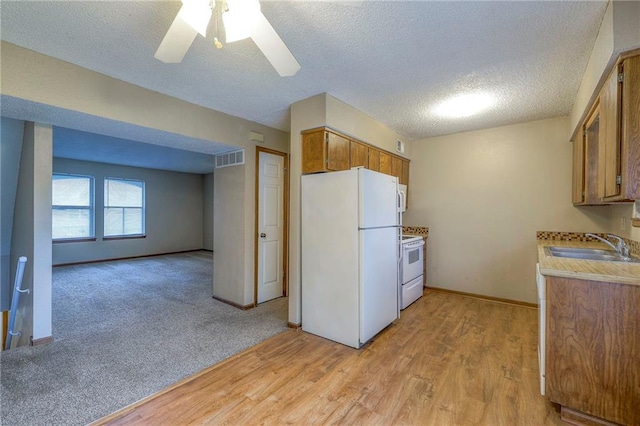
[{"xmin": 301, "ymin": 168, "xmax": 400, "ymax": 349}]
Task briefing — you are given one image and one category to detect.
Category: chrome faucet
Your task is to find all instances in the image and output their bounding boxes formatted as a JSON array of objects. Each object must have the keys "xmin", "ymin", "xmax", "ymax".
[{"xmin": 585, "ymin": 233, "xmax": 630, "ymax": 259}]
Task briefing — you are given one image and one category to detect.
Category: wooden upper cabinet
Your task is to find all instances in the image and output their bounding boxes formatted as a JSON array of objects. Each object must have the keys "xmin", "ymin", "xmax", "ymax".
[
  {"xmin": 391, "ymin": 156, "xmax": 402, "ymax": 180},
  {"xmin": 301, "ymin": 126, "xmax": 413, "ymax": 194},
  {"xmin": 326, "ymin": 132, "xmax": 350, "ymax": 171},
  {"xmin": 368, "ymin": 148, "xmax": 380, "ymax": 172},
  {"xmin": 301, "ymin": 128, "xmax": 349, "ymax": 174},
  {"xmin": 401, "ymin": 160, "xmax": 410, "ymax": 186},
  {"xmin": 572, "ymin": 128, "xmax": 585, "ymax": 205},
  {"xmin": 301, "ymin": 129, "xmax": 326, "ymax": 174},
  {"xmin": 572, "ymin": 53, "xmax": 640, "ymax": 205},
  {"xmin": 598, "ymin": 62, "xmax": 622, "ymax": 200},
  {"xmin": 584, "ymin": 103, "xmax": 601, "ymax": 204},
  {"xmin": 606, "ymin": 54, "xmax": 640, "ymax": 201},
  {"xmin": 379, "ymin": 152, "xmax": 392, "ymax": 175},
  {"xmin": 350, "ymin": 140, "xmax": 368, "ymax": 168}
]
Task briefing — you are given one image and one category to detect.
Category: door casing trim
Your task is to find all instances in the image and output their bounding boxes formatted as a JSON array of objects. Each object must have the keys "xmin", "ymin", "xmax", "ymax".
[{"xmin": 254, "ymin": 147, "xmax": 290, "ymax": 305}]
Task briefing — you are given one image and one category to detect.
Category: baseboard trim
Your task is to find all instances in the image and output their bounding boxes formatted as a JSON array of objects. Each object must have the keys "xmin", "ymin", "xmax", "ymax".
[
  {"xmin": 212, "ymin": 296, "xmax": 255, "ymax": 311},
  {"xmin": 2, "ymin": 311, "xmax": 8, "ymax": 350},
  {"xmin": 287, "ymin": 322, "xmax": 301, "ymax": 329},
  {"xmin": 425, "ymin": 286, "xmax": 537, "ymax": 308},
  {"xmin": 53, "ymin": 249, "xmax": 211, "ymax": 267},
  {"xmin": 31, "ymin": 335, "xmax": 54, "ymax": 346}
]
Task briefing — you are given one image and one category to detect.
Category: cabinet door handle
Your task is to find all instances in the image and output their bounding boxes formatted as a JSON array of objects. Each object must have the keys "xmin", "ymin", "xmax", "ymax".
[{"xmin": 260, "ymin": 233, "xmax": 266, "ymax": 238}]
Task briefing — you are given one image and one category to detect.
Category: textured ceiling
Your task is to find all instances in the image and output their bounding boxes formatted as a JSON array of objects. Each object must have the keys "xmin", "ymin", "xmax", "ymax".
[{"xmin": 1, "ymin": 1, "xmax": 607, "ymax": 141}]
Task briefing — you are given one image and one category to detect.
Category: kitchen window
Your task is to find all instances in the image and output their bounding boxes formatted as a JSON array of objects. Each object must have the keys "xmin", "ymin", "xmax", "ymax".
[
  {"xmin": 104, "ymin": 177, "xmax": 145, "ymax": 238},
  {"xmin": 52, "ymin": 174, "xmax": 95, "ymax": 241}
]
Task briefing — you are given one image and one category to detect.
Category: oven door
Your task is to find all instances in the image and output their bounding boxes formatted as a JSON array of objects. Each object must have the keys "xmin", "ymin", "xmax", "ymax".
[{"xmin": 401, "ymin": 240, "xmax": 424, "ymax": 284}]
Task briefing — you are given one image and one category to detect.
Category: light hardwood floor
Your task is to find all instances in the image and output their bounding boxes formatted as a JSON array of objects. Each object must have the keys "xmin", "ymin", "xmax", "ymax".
[{"xmin": 94, "ymin": 290, "xmax": 563, "ymax": 425}]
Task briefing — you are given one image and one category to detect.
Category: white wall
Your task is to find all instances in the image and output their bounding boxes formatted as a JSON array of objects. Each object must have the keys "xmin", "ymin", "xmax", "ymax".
[
  {"xmin": 403, "ymin": 117, "xmax": 611, "ymax": 304},
  {"xmin": 569, "ymin": 1, "xmax": 640, "ymax": 138},
  {"xmin": 1, "ymin": 117, "xmax": 24, "ymax": 311},
  {"xmin": 325, "ymin": 95, "xmax": 411, "ymax": 159},
  {"xmin": 203, "ymin": 173, "xmax": 214, "ymax": 251},
  {"xmin": 568, "ymin": 0, "xmax": 640, "ymax": 243},
  {"xmin": 607, "ymin": 204, "xmax": 640, "ymax": 241},
  {"xmin": 213, "ymin": 165, "xmax": 245, "ymax": 304},
  {"xmin": 212, "ymin": 139, "xmax": 289, "ymax": 307},
  {"xmin": 52, "ymin": 158, "xmax": 205, "ymax": 265},
  {"xmin": 289, "ymin": 93, "xmax": 409, "ymax": 325},
  {"xmin": 9, "ymin": 122, "xmax": 52, "ymax": 347},
  {"xmin": 2, "ymin": 42, "xmax": 289, "ymax": 312}
]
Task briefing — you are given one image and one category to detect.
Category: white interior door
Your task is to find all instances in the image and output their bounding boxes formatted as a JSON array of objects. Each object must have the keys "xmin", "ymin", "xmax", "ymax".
[{"xmin": 257, "ymin": 151, "xmax": 284, "ymax": 303}]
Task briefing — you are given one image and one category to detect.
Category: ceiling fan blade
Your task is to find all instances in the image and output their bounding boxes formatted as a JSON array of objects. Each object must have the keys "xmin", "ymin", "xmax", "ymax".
[
  {"xmin": 250, "ymin": 12, "xmax": 301, "ymax": 77},
  {"xmin": 154, "ymin": 10, "xmax": 199, "ymax": 63}
]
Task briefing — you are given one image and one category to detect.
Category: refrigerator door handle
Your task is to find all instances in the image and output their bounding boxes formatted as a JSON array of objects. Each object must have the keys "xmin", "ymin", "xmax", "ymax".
[{"xmin": 359, "ymin": 225, "xmax": 403, "ymax": 231}]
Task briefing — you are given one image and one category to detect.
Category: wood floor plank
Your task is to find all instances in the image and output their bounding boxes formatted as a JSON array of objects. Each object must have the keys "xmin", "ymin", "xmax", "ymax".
[{"xmin": 94, "ymin": 290, "xmax": 564, "ymax": 425}]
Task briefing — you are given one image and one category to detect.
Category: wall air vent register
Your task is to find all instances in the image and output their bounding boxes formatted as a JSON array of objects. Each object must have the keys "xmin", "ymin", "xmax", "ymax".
[{"xmin": 215, "ymin": 149, "xmax": 245, "ymax": 168}]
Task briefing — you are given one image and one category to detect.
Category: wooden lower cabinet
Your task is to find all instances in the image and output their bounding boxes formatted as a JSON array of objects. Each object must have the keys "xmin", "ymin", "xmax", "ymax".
[{"xmin": 546, "ymin": 276, "xmax": 639, "ymax": 425}]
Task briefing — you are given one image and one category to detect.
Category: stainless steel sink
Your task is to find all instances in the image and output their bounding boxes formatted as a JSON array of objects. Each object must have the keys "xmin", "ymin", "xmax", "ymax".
[{"xmin": 545, "ymin": 246, "xmax": 640, "ymax": 263}]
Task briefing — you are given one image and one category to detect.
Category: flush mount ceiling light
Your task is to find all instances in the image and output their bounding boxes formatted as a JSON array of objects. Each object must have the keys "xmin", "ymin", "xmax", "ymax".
[{"xmin": 434, "ymin": 93, "xmax": 495, "ymax": 118}]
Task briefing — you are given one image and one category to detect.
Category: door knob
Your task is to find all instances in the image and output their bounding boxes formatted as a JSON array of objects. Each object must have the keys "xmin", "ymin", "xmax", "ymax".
[{"xmin": 260, "ymin": 233, "xmax": 266, "ymax": 238}]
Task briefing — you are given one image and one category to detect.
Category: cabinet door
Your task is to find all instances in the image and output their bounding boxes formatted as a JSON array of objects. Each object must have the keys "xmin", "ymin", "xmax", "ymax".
[
  {"xmin": 327, "ymin": 132, "xmax": 350, "ymax": 171},
  {"xmin": 391, "ymin": 156, "xmax": 402, "ymax": 180},
  {"xmin": 620, "ymin": 55, "xmax": 640, "ymax": 200},
  {"xmin": 401, "ymin": 160, "xmax": 410, "ymax": 186},
  {"xmin": 584, "ymin": 104, "xmax": 601, "ymax": 204},
  {"xmin": 546, "ymin": 277, "xmax": 640, "ymax": 425},
  {"xmin": 572, "ymin": 129, "xmax": 585, "ymax": 204},
  {"xmin": 350, "ymin": 140, "xmax": 368, "ymax": 168},
  {"xmin": 379, "ymin": 152, "xmax": 392, "ymax": 175},
  {"xmin": 368, "ymin": 148, "xmax": 380, "ymax": 172},
  {"xmin": 301, "ymin": 130, "xmax": 326, "ymax": 174},
  {"xmin": 598, "ymin": 64, "xmax": 622, "ymax": 199}
]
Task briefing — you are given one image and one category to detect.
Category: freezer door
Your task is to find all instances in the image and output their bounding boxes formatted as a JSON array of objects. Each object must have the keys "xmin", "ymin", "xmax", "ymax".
[
  {"xmin": 360, "ymin": 227, "xmax": 399, "ymax": 345},
  {"xmin": 359, "ymin": 169, "xmax": 399, "ymax": 228}
]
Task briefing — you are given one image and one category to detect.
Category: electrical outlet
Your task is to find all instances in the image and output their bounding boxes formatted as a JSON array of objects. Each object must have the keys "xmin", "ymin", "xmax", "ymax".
[{"xmin": 621, "ymin": 217, "xmax": 627, "ymax": 231}]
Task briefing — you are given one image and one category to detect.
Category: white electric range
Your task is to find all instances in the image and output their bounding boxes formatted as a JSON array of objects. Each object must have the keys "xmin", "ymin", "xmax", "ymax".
[{"xmin": 400, "ymin": 235, "xmax": 424, "ymax": 309}]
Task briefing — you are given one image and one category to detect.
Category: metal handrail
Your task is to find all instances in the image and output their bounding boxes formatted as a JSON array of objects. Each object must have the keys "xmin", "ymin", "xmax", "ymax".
[{"xmin": 5, "ymin": 256, "xmax": 28, "ymax": 350}]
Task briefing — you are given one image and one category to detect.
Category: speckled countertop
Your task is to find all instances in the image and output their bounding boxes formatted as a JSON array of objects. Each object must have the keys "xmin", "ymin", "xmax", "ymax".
[
  {"xmin": 538, "ymin": 240, "xmax": 640, "ymax": 286},
  {"xmin": 403, "ymin": 226, "xmax": 428, "ymax": 237}
]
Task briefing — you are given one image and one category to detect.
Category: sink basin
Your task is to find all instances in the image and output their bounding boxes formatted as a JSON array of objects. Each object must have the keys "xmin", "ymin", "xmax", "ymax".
[{"xmin": 545, "ymin": 246, "xmax": 640, "ymax": 263}]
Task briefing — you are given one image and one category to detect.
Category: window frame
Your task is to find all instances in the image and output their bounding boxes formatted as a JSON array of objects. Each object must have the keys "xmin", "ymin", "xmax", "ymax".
[
  {"xmin": 52, "ymin": 173, "xmax": 96, "ymax": 243},
  {"xmin": 103, "ymin": 177, "xmax": 146, "ymax": 239}
]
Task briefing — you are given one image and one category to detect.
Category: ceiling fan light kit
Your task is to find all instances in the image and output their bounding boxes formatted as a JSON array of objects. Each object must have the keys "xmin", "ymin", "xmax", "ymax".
[
  {"xmin": 179, "ymin": 0, "xmax": 213, "ymax": 36},
  {"xmin": 223, "ymin": 0, "xmax": 260, "ymax": 43},
  {"xmin": 154, "ymin": 0, "xmax": 300, "ymax": 77}
]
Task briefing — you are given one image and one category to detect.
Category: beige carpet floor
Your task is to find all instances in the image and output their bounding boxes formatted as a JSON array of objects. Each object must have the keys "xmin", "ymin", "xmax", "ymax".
[{"xmin": 0, "ymin": 251, "xmax": 288, "ymax": 425}]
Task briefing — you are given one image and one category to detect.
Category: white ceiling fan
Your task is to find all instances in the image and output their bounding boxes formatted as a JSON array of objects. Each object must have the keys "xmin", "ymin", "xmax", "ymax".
[{"xmin": 154, "ymin": 0, "xmax": 301, "ymax": 77}]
